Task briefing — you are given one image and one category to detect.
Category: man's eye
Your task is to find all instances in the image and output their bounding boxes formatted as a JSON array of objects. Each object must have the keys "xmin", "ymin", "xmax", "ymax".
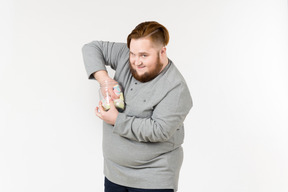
[{"xmin": 142, "ymin": 55, "xmax": 147, "ymax": 58}]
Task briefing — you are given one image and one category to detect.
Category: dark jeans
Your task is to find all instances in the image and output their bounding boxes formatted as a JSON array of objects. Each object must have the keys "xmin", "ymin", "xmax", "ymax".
[{"xmin": 105, "ymin": 178, "xmax": 174, "ymax": 192}]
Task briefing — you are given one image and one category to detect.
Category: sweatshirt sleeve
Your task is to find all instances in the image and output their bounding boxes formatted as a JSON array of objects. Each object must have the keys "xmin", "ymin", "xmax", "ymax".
[
  {"xmin": 113, "ymin": 82, "xmax": 193, "ymax": 143},
  {"xmin": 82, "ymin": 41, "xmax": 128, "ymax": 79}
]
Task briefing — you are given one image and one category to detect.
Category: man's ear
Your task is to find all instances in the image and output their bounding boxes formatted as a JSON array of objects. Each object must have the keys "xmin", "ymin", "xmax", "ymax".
[{"xmin": 160, "ymin": 47, "xmax": 166, "ymax": 55}]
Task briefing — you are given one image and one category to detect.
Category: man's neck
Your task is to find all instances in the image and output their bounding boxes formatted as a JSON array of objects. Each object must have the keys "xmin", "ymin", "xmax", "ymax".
[{"xmin": 160, "ymin": 57, "xmax": 169, "ymax": 72}]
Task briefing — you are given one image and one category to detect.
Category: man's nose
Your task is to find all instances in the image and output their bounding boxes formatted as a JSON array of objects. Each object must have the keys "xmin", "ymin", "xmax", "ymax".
[{"xmin": 135, "ymin": 57, "xmax": 142, "ymax": 66}]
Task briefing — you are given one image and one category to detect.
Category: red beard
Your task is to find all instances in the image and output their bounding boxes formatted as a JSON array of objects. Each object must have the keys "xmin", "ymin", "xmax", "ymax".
[{"xmin": 129, "ymin": 55, "xmax": 163, "ymax": 83}]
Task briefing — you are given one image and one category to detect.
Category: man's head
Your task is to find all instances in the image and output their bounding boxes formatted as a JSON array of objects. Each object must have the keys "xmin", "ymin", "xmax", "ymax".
[{"xmin": 127, "ymin": 21, "xmax": 170, "ymax": 82}]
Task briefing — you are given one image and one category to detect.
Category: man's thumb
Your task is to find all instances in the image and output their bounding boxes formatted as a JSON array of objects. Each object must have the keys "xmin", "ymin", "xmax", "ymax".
[{"xmin": 109, "ymin": 99, "xmax": 116, "ymax": 109}]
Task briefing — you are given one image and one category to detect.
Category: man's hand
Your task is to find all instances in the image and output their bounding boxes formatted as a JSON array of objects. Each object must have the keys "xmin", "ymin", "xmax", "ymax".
[
  {"xmin": 95, "ymin": 99, "xmax": 119, "ymax": 125},
  {"xmin": 94, "ymin": 70, "xmax": 120, "ymax": 100}
]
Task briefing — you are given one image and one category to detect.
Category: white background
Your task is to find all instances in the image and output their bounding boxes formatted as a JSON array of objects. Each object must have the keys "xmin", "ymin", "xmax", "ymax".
[{"xmin": 1, "ymin": 0, "xmax": 288, "ymax": 191}]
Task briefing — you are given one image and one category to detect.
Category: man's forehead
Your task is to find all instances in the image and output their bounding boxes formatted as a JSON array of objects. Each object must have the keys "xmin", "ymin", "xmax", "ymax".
[
  {"xmin": 130, "ymin": 44, "xmax": 152, "ymax": 53},
  {"xmin": 130, "ymin": 38, "xmax": 159, "ymax": 53}
]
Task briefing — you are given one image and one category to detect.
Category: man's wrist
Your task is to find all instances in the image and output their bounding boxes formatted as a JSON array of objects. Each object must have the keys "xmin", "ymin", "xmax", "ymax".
[{"xmin": 93, "ymin": 70, "xmax": 110, "ymax": 84}]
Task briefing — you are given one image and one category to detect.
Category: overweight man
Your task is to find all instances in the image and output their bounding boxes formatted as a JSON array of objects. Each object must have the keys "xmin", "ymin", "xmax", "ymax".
[{"xmin": 82, "ymin": 21, "xmax": 193, "ymax": 192}]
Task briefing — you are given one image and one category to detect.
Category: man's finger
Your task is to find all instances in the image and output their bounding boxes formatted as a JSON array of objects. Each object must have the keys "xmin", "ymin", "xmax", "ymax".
[
  {"xmin": 108, "ymin": 98, "xmax": 116, "ymax": 110},
  {"xmin": 108, "ymin": 88, "xmax": 119, "ymax": 100},
  {"xmin": 95, "ymin": 107, "xmax": 103, "ymax": 119},
  {"xmin": 98, "ymin": 101, "xmax": 106, "ymax": 113}
]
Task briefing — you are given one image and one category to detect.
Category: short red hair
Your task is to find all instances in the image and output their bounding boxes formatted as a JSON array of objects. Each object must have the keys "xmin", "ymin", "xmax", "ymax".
[{"xmin": 127, "ymin": 21, "xmax": 169, "ymax": 49}]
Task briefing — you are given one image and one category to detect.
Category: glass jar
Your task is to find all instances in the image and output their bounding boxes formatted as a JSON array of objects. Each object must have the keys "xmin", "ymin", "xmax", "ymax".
[{"xmin": 99, "ymin": 80, "xmax": 125, "ymax": 112}]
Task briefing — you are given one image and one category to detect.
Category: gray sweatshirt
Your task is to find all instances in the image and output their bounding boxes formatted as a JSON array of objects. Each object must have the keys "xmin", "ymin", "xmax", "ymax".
[{"xmin": 82, "ymin": 41, "xmax": 192, "ymax": 191}]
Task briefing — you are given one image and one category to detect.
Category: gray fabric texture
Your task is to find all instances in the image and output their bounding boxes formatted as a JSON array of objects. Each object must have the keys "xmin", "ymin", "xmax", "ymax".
[{"xmin": 82, "ymin": 41, "xmax": 193, "ymax": 191}]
